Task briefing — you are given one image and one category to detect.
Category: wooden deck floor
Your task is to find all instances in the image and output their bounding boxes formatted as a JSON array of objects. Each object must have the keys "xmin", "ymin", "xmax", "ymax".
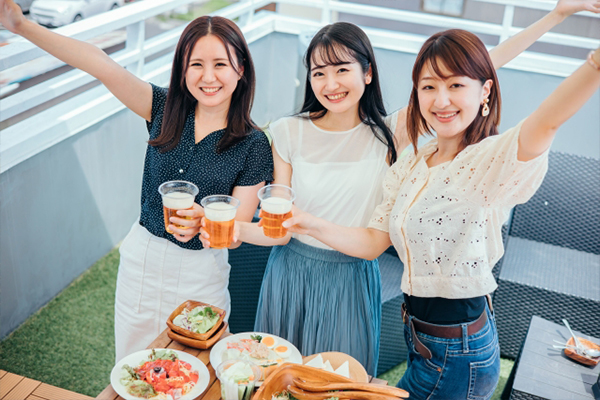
[{"xmin": 0, "ymin": 370, "xmax": 92, "ymax": 400}]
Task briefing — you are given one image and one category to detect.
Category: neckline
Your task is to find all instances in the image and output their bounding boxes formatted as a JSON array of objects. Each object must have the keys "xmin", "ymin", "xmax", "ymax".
[{"xmin": 307, "ymin": 115, "xmax": 364, "ymax": 134}]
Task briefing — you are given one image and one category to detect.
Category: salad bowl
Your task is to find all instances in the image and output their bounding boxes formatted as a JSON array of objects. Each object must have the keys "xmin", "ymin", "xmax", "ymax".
[
  {"xmin": 166, "ymin": 300, "xmax": 226, "ymax": 341},
  {"xmin": 167, "ymin": 321, "xmax": 228, "ymax": 349}
]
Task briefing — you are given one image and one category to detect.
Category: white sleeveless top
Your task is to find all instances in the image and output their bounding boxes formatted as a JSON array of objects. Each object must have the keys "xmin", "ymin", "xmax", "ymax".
[{"xmin": 270, "ymin": 111, "xmax": 399, "ymax": 249}]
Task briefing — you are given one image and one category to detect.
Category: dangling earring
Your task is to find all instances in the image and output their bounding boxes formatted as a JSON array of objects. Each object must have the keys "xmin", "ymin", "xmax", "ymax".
[{"xmin": 481, "ymin": 98, "xmax": 490, "ymax": 117}]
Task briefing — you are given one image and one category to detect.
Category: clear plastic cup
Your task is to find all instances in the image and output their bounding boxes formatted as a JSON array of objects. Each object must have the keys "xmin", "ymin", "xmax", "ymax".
[
  {"xmin": 216, "ymin": 359, "xmax": 261, "ymax": 400},
  {"xmin": 257, "ymin": 184, "xmax": 296, "ymax": 239},
  {"xmin": 200, "ymin": 195, "xmax": 240, "ymax": 249},
  {"xmin": 158, "ymin": 181, "xmax": 199, "ymax": 234}
]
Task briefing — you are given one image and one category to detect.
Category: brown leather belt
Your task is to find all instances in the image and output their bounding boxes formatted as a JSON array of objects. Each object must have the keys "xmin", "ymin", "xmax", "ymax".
[
  {"xmin": 401, "ymin": 302, "xmax": 489, "ymax": 359},
  {"xmin": 402, "ymin": 303, "xmax": 488, "ymax": 338}
]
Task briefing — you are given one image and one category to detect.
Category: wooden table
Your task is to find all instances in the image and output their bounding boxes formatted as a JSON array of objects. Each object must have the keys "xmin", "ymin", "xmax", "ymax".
[
  {"xmin": 508, "ymin": 316, "xmax": 600, "ymax": 400},
  {"xmin": 96, "ymin": 329, "xmax": 387, "ymax": 400},
  {"xmin": 0, "ymin": 369, "xmax": 92, "ymax": 400}
]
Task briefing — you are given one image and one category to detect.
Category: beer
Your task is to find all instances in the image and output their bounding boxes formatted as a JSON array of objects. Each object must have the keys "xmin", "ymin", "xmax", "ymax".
[
  {"xmin": 158, "ymin": 180, "xmax": 199, "ymax": 234},
  {"xmin": 261, "ymin": 197, "xmax": 293, "ymax": 238},
  {"xmin": 257, "ymin": 184, "xmax": 296, "ymax": 239},
  {"xmin": 204, "ymin": 202, "xmax": 238, "ymax": 249},
  {"xmin": 162, "ymin": 191, "xmax": 195, "ymax": 234}
]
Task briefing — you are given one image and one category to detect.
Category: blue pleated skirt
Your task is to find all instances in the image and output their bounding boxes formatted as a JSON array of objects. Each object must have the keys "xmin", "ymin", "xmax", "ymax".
[{"xmin": 254, "ymin": 238, "xmax": 381, "ymax": 376}]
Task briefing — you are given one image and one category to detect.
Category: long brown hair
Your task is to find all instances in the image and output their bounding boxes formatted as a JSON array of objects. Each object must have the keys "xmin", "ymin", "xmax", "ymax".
[
  {"xmin": 149, "ymin": 16, "xmax": 257, "ymax": 153},
  {"xmin": 299, "ymin": 23, "xmax": 397, "ymax": 164},
  {"xmin": 407, "ymin": 29, "xmax": 501, "ymax": 154}
]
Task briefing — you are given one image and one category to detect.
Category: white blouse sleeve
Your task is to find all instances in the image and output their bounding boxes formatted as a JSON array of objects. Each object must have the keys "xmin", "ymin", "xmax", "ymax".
[
  {"xmin": 454, "ymin": 119, "xmax": 549, "ymax": 208},
  {"xmin": 368, "ymin": 157, "xmax": 409, "ymax": 232},
  {"xmin": 269, "ymin": 117, "xmax": 292, "ymax": 164}
]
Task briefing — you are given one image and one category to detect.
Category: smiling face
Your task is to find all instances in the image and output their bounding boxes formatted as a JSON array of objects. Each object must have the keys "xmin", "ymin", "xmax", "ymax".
[
  {"xmin": 417, "ymin": 60, "xmax": 492, "ymax": 143},
  {"xmin": 309, "ymin": 46, "xmax": 372, "ymax": 118},
  {"xmin": 184, "ymin": 34, "xmax": 242, "ymax": 113}
]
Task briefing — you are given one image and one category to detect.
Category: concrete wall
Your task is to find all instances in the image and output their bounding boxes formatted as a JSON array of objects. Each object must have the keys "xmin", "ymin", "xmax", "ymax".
[{"xmin": 1, "ymin": 30, "xmax": 597, "ymax": 339}]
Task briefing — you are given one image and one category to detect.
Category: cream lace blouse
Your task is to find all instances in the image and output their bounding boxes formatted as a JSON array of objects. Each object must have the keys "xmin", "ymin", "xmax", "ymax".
[{"xmin": 368, "ymin": 120, "xmax": 549, "ymax": 298}]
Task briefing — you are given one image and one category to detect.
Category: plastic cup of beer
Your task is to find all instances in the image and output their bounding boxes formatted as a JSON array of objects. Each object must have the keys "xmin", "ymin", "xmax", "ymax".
[
  {"xmin": 158, "ymin": 181, "xmax": 199, "ymax": 234},
  {"xmin": 257, "ymin": 184, "xmax": 295, "ymax": 239},
  {"xmin": 200, "ymin": 195, "xmax": 240, "ymax": 249}
]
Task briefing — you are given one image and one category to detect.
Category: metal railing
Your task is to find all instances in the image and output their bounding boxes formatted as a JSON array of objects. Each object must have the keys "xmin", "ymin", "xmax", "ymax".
[{"xmin": 0, "ymin": 0, "xmax": 598, "ymax": 173}]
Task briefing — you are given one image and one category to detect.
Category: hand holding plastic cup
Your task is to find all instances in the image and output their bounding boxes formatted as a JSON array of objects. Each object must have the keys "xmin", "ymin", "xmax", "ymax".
[
  {"xmin": 258, "ymin": 184, "xmax": 296, "ymax": 239},
  {"xmin": 200, "ymin": 195, "xmax": 240, "ymax": 249},
  {"xmin": 158, "ymin": 181, "xmax": 199, "ymax": 234},
  {"xmin": 216, "ymin": 359, "xmax": 261, "ymax": 400}
]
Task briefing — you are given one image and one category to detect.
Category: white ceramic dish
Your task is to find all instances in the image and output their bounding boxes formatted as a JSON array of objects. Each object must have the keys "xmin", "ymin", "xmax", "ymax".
[
  {"xmin": 110, "ymin": 348, "xmax": 210, "ymax": 400},
  {"xmin": 209, "ymin": 332, "xmax": 302, "ymax": 386}
]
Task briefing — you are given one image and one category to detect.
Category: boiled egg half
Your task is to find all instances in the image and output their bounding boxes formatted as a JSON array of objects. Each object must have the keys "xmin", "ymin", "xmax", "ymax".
[
  {"xmin": 274, "ymin": 345, "xmax": 291, "ymax": 358},
  {"xmin": 261, "ymin": 335, "xmax": 277, "ymax": 349}
]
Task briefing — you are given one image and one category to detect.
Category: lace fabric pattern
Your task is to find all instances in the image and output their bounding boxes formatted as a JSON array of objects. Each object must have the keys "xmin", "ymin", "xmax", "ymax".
[{"xmin": 368, "ymin": 119, "xmax": 549, "ymax": 298}]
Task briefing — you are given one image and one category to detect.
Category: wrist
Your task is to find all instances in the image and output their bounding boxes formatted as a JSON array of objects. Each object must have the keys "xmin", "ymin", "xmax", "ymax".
[
  {"xmin": 548, "ymin": 9, "xmax": 567, "ymax": 25},
  {"xmin": 587, "ymin": 50, "xmax": 600, "ymax": 71}
]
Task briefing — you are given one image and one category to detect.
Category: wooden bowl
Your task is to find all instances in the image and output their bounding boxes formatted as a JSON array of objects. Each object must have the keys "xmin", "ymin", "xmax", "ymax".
[
  {"xmin": 166, "ymin": 300, "xmax": 225, "ymax": 341},
  {"xmin": 167, "ymin": 321, "xmax": 228, "ymax": 349},
  {"xmin": 303, "ymin": 351, "xmax": 369, "ymax": 383},
  {"xmin": 253, "ymin": 363, "xmax": 355, "ymax": 400},
  {"xmin": 564, "ymin": 337, "xmax": 600, "ymax": 367}
]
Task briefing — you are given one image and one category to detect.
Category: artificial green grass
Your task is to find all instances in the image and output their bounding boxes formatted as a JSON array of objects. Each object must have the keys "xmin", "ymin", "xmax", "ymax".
[
  {"xmin": 0, "ymin": 246, "xmax": 514, "ymax": 397},
  {"xmin": 0, "ymin": 247, "xmax": 120, "ymax": 397}
]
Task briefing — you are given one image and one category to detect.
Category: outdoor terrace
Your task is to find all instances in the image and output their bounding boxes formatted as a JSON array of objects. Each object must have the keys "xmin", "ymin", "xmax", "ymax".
[{"xmin": 0, "ymin": 0, "xmax": 599, "ymax": 398}]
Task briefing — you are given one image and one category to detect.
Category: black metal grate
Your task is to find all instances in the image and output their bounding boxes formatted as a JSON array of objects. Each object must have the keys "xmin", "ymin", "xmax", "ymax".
[
  {"xmin": 227, "ymin": 242, "xmax": 272, "ymax": 333},
  {"xmin": 495, "ymin": 280, "xmax": 600, "ymax": 358},
  {"xmin": 509, "ymin": 151, "xmax": 600, "ymax": 254}
]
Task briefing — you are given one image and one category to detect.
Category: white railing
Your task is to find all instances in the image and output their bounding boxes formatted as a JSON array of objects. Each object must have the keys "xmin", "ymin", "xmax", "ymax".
[{"xmin": 0, "ymin": 0, "xmax": 598, "ymax": 174}]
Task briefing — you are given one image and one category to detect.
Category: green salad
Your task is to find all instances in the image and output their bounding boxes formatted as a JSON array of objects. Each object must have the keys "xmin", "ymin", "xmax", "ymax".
[{"xmin": 173, "ymin": 306, "xmax": 220, "ymax": 334}]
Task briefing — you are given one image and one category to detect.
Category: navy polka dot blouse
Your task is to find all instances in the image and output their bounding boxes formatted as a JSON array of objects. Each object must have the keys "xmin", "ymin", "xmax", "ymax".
[{"xmin": 139, "ymin": 83, "xmax": 274, "ymax": 250}]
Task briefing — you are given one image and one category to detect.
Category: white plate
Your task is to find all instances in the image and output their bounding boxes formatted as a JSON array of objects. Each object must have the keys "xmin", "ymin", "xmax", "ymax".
[
  {"xmin": 110, "ymin": 349, "xmax": 210, "ymax": 400},
  {"xmin": 209, "ymin": 332, "xmax": 302, "ymax": 386}
]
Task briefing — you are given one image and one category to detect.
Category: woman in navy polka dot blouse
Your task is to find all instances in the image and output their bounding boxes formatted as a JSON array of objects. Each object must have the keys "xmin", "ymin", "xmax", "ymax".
[{"xmin": 2, "ymin": 3, "xmax": 273, "ymax": 361}]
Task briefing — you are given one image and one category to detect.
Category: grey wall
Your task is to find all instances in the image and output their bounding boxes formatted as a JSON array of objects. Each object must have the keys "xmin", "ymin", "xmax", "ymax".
[
  {"xmin": 0, "ymin": 110, "xmax": 147, "ymax": 339},
  {"xmin": 2, "ymin": 30, "xmax": 598, "ymax": 339}
]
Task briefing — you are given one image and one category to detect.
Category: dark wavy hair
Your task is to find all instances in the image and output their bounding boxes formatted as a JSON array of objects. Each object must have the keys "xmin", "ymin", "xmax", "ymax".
[
  {"xmin": 407, "ymin": 29, "xmax": 501, "ymax": 154},
  {"xmin": 149, "ymin": 16, "xmax": 257, "ymax": 153},
  {"xmin": 299, "ymin": 22, "xmax": 397, "ymax": 164}
]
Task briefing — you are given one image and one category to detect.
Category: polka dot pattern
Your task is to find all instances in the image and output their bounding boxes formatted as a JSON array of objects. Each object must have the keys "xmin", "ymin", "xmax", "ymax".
[{"xmin": 139, "ymin": 84, "xmax": 274, "ymax": 250}]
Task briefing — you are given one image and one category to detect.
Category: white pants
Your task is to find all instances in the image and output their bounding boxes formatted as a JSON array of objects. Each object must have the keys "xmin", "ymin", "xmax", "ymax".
[{"xmin": 114, "ymin": 222, "xmax": 231, "ymax": 362}]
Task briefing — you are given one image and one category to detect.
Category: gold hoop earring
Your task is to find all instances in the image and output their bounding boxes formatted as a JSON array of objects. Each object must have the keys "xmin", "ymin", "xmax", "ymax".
[{"xmin": 481, "ymin": 98, "xmax": 490, "ymax": 117}]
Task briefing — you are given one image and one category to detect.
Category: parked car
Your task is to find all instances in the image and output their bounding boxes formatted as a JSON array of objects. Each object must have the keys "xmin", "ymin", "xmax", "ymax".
[
  {"xmin": 15, "ymin": 0, "xmax": 34, "ymax": 13},
  {"xmin": 30, "ymin": 0, "xmax": 124, "ymax": 27}
]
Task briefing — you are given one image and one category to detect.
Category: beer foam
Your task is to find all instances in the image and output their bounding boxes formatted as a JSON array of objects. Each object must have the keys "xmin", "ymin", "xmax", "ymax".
[
  {"xmin": 162, "ymin": 191, "xmax": 194, "ymax": 210},
  {"xmin": 261, "ymin": 197, "xmax": 292, "ymax": 214},
  {"xmin": 204, "ymin": 202, "xmax": 237, "ymax": 221}
]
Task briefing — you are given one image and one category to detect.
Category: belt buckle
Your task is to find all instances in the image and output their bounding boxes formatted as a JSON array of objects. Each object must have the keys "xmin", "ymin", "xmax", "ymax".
[{"xmin": 401, "ymin": 303, "xmax": 409, "ymax": 324}]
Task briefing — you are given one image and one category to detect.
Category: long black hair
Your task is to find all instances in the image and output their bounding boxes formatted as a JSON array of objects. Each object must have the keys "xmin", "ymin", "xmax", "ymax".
[
  {"xmin": 149, "ymin": 16, "xmax": 257, "ymax": 153},
  {"xmin": 299, "ymin": 22, "xmax": 397, "ymax": 164}
]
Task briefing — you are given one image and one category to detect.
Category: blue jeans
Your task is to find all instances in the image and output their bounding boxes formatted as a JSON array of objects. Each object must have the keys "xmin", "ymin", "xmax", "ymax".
[{"xmin": 397, "ymin": 304, "xmax": 500, "ymax": 400}]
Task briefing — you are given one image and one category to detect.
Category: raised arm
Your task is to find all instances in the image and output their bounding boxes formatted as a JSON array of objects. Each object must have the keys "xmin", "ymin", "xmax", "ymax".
[
  {"xmin": 0, "ymin": 0, "xmax": 152, "ymax": 120},
  {"xmin": 489, "ymin": 0, "xmax": 600, "ymax": 69},
  {"xmin": 518, "ymin": 47, "xmax": 600, "ymax": 161}
]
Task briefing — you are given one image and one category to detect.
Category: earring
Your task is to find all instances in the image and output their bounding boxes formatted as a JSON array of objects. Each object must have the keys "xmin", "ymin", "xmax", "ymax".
[{"xmin": 481, "ymin": 98, "xmax": 490, "ymax": 117}]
